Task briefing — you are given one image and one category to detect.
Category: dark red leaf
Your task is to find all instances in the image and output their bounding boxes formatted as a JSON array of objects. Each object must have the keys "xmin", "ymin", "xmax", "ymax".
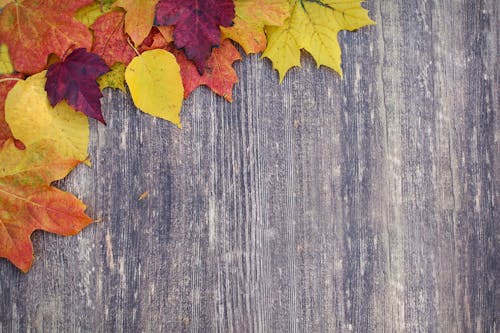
[
  {"xmin": 155, "ymin": 0, "xmax": 235, "ymax": 73},
  {"xmin": 45, "ymin": 48, "xmax": 109, "ymax": 124}
]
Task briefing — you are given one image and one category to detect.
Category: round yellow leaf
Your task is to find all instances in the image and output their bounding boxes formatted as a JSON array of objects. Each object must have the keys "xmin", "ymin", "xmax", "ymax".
[
  {"xmin": 125, "ymin": 49, "xmax": 184, "ymax": 127},
  {"xmin": 5, "ymin": 71, "xmax": 89, "ymax": 162}
]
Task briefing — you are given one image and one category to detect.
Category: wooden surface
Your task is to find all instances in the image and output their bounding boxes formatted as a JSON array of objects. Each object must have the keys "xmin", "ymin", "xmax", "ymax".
[{"xmin": 1, "ymin": 1, "xmax": 498, "ymax": 332}]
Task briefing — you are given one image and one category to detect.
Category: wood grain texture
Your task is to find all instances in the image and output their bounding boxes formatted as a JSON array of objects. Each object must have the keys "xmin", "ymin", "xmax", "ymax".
[{"xmin": 0, "ymin": 1, "xmax": 497, "ymax": 332}]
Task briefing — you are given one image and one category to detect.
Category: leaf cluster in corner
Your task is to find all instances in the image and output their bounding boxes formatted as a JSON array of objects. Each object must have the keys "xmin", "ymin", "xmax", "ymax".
[{"xmin": 0, "ymin": 0, "xmax": 374, "ymax": 272}]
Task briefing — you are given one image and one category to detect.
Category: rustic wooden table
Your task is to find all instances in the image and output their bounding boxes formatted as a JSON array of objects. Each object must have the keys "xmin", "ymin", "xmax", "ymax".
[{"xmin": 1, "ymin": 1, "xmax": 497, "ymax": 332}]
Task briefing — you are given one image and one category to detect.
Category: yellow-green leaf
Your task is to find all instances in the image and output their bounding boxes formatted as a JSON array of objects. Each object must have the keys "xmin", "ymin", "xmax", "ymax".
[
  {"xmin": 0, "ymin": 44, "xmax": 13, "ymax": 74},
  {"xmin": 5, "ymin": 72, "xmax": 89, "ymax": 162},
  {"xmin": 98, "ymin": 62, "xmax": 126, "ymax": 92},
  {"xmin": 263, "ymin": 0, "xmax": 375, "ymax": 81},
  {"xmin": 75, "ymin": 0, "xmax": 116, "ymax": 27},
  {"xmin": 125, "ymin": 49, "xmax": 184, "ymax": 127}
]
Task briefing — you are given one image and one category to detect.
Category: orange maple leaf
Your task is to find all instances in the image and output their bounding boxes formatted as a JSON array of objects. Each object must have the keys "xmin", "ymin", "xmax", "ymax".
[
  {"xmin": 0, "ymin": 139, "xmax": 92, "ymax": 272},
  {"xmin": 175, "ymin": 39, "xmax": 241, "ymax": 101},
  {"xmin": 0, "ymin": 0, "xmax": 93, "ymax": 74}
]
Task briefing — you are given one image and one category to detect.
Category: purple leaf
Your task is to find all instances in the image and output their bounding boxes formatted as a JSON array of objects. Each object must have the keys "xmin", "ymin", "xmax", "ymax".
[
  {"xmin": 45, "ymin": 48, "xmax": 109, "ymax": 124},
  {"xmin": 155, "ymin": 0, "xmax": 235, "ymax": 74}
]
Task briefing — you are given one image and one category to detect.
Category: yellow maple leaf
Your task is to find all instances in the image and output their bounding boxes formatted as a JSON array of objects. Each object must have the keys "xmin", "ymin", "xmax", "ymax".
[
  {"xmin": 221, "ymin": 0, "xmax": 290, "ymax": 54},
  {"xmin": 0, "ymin": 44, "xmax": 13, "ymax": 74},
  {"xmin": 114, "ymin": 0, "xmax": 158, "ymax": 46},
  {"xmin": 4, "ymin": 72, "xmax": 89, "ymax": 162},
  {"xmin": 263, "ymin": 0, "xmax": 375, "ymax": 81},
  {"xmin": 125, "ymin": 49, "xmax": 184, "ymax": 127}
]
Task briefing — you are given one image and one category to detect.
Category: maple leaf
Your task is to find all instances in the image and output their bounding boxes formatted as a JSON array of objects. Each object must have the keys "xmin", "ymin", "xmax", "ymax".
[
  {"xmin": 91, "ymin": 11, "xmax": 136, "ymax": 67},
  {"xmin": 114, "ymin": 0, "xmax": 158, "ymax": 46},
  {"xmin": 0, "ymin": 0, "xmax": 93, "ymax": 74},
  {"xmin": 0, "ymin": 139, "xmax": 92, "ymax": 272},
  {"xmin": 45, "ymin": 48, "xmax": 109, "ymax": 124},
  {"xmin": 97, "ymin": 63, "xmax": 127, "ymax": 93},
  {"xmin": 0, "ymin": 73, "xmax": 23, "ymax": 148},
  {"xmin": 125, "ymin": 49, "xmax": 184, "ymax": 126},
  {"xmin": 5, "ymin": 72, "xmax": 89, "ymax": 162},
  {"xmin": 262, "ymin": 0, "xmax": 375, "ymax": 81},
  {"xmin": 155, "ymin": 0, "xmax": 235, "ymax": 73},
  {"xmin": 221, "ymin": 0, "xmax": 290, "ymax": 54},
  {"xmin": 175, "ymin": 39, "xmax": 241, "ymax": 101}
]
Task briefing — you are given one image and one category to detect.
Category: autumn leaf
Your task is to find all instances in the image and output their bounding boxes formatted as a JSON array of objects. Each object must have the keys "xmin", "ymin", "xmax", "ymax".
[
  {"xmin": 0, "ymin": 74, "xmax": 23, "ymax": 148},
  {"xmin": 175, "ymin": 39, "xmax": 241, "ymax": 101},
  {"xmin": 114, "ymin": 0, "xmax": 158, "ymax": 46},
  {"xmin": 138, "ymin": 26, "xmax": 174, "ymax": 52},
  {"xmin": 98, "ymin": 63, "xmax": 127, "ymax": 93},
  {"xmin": 263, "ymin": 0, "xmax": 374, "ymax": 81},
  {"xmin": 5, "ymin": 72, "xmax": 89, "ymax": 162},
  {"xmin": 221, "ymin": 0, "xmax": 290, "ymax": 54},
  {"xmin": 45, "ymin": 48, "xmax": 109, "ymax": 124},
  {"xmin": 0, "ymin": 44, "xmax": 14, "ymax": 74},
  {"xmin": 155, "ymin": 0, "xmax": 235, "ymax": 73},
  {"xmin": 0, "ymin": 0, "xmax": 93, "ymax": 74},
  {"xmin": 75, "ymin": 0, "xmax": 116, "ymax": 27},
  {"xmin": 91, "ymin": 11, "xmax": 136, "ymax": 67},
  {"xmin": 125, "ymin": 49, "xmax": 184, "ymax": 126},
  {"xmin": 157, "ymin": 26, "xmax": 175, "ymax": 44},
  {"xmin": 0, "ymin": 139, "xmax": 92, "ymax": 272}
]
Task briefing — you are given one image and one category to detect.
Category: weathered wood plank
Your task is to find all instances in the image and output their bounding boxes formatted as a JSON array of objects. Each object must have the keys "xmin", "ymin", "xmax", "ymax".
[{"xmin": 0, "ymin": 1, "xmax": 497, "ymax": 332}]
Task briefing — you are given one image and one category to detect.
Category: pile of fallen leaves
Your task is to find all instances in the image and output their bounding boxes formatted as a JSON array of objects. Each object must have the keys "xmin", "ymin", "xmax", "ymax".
[{"xmin": 0, "ymin": 0, "xmax": 374, "ymax": 272}]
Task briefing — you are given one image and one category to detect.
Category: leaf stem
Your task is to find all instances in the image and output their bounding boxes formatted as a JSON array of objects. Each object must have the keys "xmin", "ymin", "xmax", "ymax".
[
  {"xmin": 127, "ymin": 38, "xmax": 140, "ymax": 56},
  {"xmin": 0, "ymin": 78, "xmax": 22, "ymax": 83}
]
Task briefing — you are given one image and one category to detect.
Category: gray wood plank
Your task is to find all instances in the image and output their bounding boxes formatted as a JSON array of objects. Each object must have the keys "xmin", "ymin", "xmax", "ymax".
[{"xmin": 0, "ymin": 1, "xmax": 497, "ymax": 332}]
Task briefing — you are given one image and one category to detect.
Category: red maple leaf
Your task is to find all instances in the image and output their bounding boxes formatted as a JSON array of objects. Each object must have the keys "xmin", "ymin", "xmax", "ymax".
[
  {"xmin": 155, "ymin": 0, "xmax": 235, "ymax": 73},
  {"xmin": 91, "ymin": 11, "xmax": 136, "ymax": 67},
  {"xmin": 175, "ymin": 39, "xmax": 241, "ymax": 101},
  {"xmin": 45, "ymin": 48, "xmax": 109, "ymax": 124},
  {"xmin": 0, "ymin": 0, "xmax": 93, "ymax": 74}
]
